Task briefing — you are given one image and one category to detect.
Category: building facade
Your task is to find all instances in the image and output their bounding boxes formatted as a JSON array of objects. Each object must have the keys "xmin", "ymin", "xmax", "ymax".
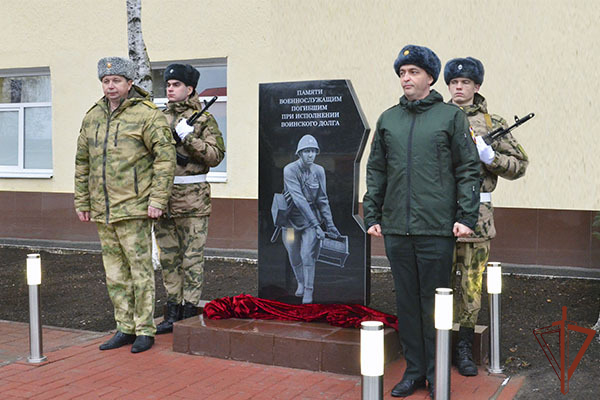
[{"xmin": 1, "ymin": 0, "xmax": 598, "ymax": 268}]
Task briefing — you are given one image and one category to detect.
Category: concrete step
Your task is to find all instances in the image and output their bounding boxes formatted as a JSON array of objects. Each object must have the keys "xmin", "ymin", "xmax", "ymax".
[{"xmin": 172, "ymin": 315, "xmax": 401, "ymax": 375}]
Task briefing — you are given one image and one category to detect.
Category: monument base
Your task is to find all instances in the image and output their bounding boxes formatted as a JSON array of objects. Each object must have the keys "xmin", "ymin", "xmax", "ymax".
[{"xmin": 172, "ymin": 314, "xmax": 400, "ymax": 375}]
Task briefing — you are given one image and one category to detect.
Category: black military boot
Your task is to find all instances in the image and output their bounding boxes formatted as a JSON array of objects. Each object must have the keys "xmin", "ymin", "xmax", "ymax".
[
  {"xmin": 131, "ymin": 335, "xmax": 154, "ymax": 353},
  {"xmin": 455, "ymin": 326, "xmax": 478, "ymax": 376},
  {"xmin": 156, "ymin": 301, "xmax": 182, "ymax": 335},
  {"xmin": 99, "ymin": 331, "xmax": 136, "ymax": 350},
  {"xmin": 182, "ymin": 303, "xmax": 199, "ymax": 319}
]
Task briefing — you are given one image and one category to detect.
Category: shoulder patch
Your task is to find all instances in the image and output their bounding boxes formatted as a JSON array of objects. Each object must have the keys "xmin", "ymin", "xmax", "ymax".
[{"xmin": 141, "ymin": 100, "xmax": 158, "ymax": 109}]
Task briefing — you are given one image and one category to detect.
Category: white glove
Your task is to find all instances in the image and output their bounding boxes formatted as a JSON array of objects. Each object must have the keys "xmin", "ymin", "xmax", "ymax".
[
  {"xmin": 475, "ymin": 135, "xmax": 495, "ymax": 165},
  {"xmin": 175, "ymin": 119, "xmax": 194, "ymax": 141}
]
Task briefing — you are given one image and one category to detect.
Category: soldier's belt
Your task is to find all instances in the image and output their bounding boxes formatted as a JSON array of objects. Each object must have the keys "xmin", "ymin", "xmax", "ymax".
[
  {"xmin": 480, "ymin": 192, "xmax": 491, "ymax": 203},
  {"xmin": 173, "ymin": 174, "xmax": 207, "ymax": 184}
]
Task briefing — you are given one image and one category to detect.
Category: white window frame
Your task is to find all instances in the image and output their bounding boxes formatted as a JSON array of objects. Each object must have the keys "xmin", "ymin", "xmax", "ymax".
[
  {"xmin": 151, "ymin": 58, "xmax": 227, "ymax": 183},
  {"xmin": 0, "ymin": 67, "xmax": 52, "ymax": 179}
]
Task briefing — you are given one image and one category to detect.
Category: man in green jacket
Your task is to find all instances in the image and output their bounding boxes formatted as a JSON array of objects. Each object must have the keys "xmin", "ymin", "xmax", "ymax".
[
  {"xmin": 444, "ymin": 57, "xmax": 529, "ymax": 376},
  {"xmin": 74, "ymin": 56, "xmax": 176, "ymax": 353},
  {"xmin": 363, "ymin": 45, "xmax": 480, "ymax": 398}
]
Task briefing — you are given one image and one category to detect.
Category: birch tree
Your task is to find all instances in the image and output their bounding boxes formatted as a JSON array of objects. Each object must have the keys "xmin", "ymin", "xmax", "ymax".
[{"xmin": 126, "ymin": 0, "xmax": 153, "ymax": 95}]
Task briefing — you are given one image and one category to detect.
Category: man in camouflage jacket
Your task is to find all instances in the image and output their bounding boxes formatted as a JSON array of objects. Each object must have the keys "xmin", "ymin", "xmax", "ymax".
[
  {"xmin": 155, "ymin": 64, "xmax": 225, "ymax": 334},
  {"xmin": 445, "ymin": 57, "xmax": 529, "ymax": 376},
  {"xmin": 74, "ymin": 57, "xmax": 176, "ymax": 353}
]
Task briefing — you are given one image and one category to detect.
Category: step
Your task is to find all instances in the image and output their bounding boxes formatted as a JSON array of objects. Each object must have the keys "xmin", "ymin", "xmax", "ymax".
[{"xmin": 172, "ymin": 315, "xmax": 401, "ymax": 375}]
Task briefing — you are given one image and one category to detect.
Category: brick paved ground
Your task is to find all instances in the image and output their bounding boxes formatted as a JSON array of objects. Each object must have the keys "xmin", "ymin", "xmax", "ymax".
[{"xmin": 0, "ymin": 320, "xmax": 523, "ymax": 399}]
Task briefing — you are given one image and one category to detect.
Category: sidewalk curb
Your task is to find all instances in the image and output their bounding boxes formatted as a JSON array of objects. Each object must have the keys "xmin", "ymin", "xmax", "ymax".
[{"xmin": 1, "ymin": 238, "xmax": 598, "ymax": 280}]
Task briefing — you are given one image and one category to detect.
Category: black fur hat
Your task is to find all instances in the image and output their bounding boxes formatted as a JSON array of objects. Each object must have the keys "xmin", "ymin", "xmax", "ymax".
[
  {"xmin": 393, "ymin": 45, "xmax": 441, "ymax": 84},
  {"xmin": 443, "ymin": 57, "xmax": 484, "ymax": 85},
  {"xmin": 164, "ymin": 64, "xmax": 200, "ymax": 88}
]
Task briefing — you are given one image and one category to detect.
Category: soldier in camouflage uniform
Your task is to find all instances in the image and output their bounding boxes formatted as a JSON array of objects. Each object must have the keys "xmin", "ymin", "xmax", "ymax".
[
  {"xmin": 154, "ymin": 64, "xmax": 225, "ymax": 334},
  {"xmin": 74, "ymin": 57, "xmax": 176, "ymax": 353},
  {"xmin": 444, "ymin": 57, "xmax": 529, "ymax": 376}
]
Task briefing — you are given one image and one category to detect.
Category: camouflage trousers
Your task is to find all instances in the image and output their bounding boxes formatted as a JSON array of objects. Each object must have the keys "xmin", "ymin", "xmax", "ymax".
[
  {"xmin": 96, "ymin": 218, "xmax": 156, "ymax": 336},
  {"xmin": 452, "ymin": 240, "xmax": 491, "ymax": 329},
  {"xmin": 155, "ymin": 216, "xmax": 207, "ymax": 305}
]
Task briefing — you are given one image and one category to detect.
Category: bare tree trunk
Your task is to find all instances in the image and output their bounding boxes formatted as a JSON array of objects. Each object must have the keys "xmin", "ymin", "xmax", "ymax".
[{"xmin": 126, "ymin": 0, "xmax": 153, "ymax": 95}]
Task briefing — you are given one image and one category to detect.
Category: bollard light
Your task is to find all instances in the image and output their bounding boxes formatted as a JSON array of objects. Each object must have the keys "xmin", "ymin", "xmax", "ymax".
[
  {"xmin": 487, "ymin": 262, "xmax": 502, "ymax": 294},
  {"xmin": 434, "ymin": 288, "xmax": 452, "ymax": 400},
  {"xmin": 435, "ymin": 288, "xmax": 453, "ymax": 330},
  {"xmin": 27, "ymin": 253, "xmax": 42, "ymax": 285},
  {"xmin": 487, "ymin": 262, "xmax": 503, "ymax": 373},
  {"xmin": 360, "ymin": 321, "xmax": 384, "ymax": 400},
  {"xmin": 27, "ymin": 254, "xmax": 47, "ymax": 363}
]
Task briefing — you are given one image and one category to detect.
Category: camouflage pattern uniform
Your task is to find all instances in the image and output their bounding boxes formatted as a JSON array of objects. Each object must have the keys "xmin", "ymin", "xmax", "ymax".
[
  {"xmin": 74, "ymin": 85, "xmax": 176, "ymax": 336},
  {"xmin": 155, "ymin": 93, "xmax": 225, "ymax": 306},
  {"xmin": 453, "ymin": 93, "xmax": 528, "ymax": 328}
]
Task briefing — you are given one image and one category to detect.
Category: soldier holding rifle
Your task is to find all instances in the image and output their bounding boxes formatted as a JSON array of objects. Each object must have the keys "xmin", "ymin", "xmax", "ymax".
[
  {"xmin": 155, "ymin": 64, "xmax": 225, "ymax": 334},
  {"xmin": 444, "ymin": 56, "xmax": 529, "ymax": 376}
]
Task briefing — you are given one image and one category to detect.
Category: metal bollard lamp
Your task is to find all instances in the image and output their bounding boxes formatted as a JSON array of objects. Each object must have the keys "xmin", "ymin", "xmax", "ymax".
[
  {"xmin": 434, "ymin": 288, "xmax": 453, "ymax": 400},
  {"xmin": 27, "ymin": 254, "xmax": 47, "ymax": 363},
  {"xmin": 487, "ymin": 262, "xmax": 503, "ymax": 373},
  {"xmin": 360, "ymin": 321, "xmax": 384, "ymax": 400}
]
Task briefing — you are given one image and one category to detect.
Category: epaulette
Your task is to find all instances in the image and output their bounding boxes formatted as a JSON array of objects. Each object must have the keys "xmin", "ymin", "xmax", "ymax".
[
  {"xmin": 489, "ymin": 113, "xmax": 506, "ymax": 126},
  {"xmin": 85, "ymin": 103, "xmax": 100, "ymax": 115},
  {"xmin": 483, "ymin": 113, "xmax": 506, "ymax": 130},
  {"xmin": 193, "ymin": 111, "xmax": 215, "ymax": 125},
  {"xmin": 203, "ymin": 111, "xmax": 216, "ymax": 120},
  {"xmin": 141, "ymin": 100, "xmax": 158, "ymax": 109}
]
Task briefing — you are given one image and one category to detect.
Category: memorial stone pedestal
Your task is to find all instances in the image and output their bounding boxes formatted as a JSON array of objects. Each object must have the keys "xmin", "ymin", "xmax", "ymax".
[{"xmin": 173, "ymin": 314, "xmax": 401, "ymax": 375}]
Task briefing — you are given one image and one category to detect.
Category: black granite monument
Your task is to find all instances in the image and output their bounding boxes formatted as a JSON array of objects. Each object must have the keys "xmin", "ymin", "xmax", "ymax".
[{"xmin": 258, "ymin": 80, "xmax": 371, "ymax": 305}]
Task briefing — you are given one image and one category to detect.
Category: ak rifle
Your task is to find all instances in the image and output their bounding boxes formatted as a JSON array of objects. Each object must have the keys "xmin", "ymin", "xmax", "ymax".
[
  {"xmin": 483, "ymin": 112, "xmax": 535, "ymax": 145},
  {"xmin": 186, "ymin": 95, "xmax": 218, "ymax": 126}
]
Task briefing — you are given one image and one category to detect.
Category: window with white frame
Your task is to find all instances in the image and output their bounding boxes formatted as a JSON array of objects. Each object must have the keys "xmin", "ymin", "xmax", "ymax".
[
  {"xmin": 151, "ymin": 58, "xmax": 227, "ymax": 183},
  {"xmin": 0, "ymin": 68, "xmax": 52, "ymax": 178}
]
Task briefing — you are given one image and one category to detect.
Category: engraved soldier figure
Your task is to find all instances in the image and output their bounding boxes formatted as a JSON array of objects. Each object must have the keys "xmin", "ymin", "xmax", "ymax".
[
  {"xmin": 154, "ymin": 64, "xmax": 225, "ymax": 334},
  {"xmin": 74, "ymin": 57, "xmax": 176, "ymax": 353},
  {"xmin": 280, "ymin": 134, "xmax": 340, "ymax": 304},
  {"xmin": 444, "ymin": 57, "xmax": 529, "ymax": 376}
]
